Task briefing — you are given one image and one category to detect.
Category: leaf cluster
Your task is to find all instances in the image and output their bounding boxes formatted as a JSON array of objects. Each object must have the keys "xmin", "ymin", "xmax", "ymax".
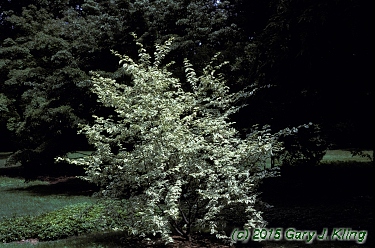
[{"xmin": 0, "ymin": 202, "xmax": 123, "ymax": 243}]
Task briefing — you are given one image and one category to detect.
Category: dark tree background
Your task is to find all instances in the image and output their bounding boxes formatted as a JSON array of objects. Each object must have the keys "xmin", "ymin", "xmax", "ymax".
[
  {"xmin": 240, "ymin": 0, "xmax": 373, "ymax": 150},
  {"xmin": 0, "ymin": 0, "xmax": 373, "ymax": 178}
]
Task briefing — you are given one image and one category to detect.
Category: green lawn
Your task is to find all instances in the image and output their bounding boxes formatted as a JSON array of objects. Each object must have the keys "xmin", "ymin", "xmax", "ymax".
[
  {"xmin": 321, "ymin": 149, "xmax": 373, "ymax": 163},
  {"xmin": 0, "ymin": 231, "xmax": 127, "ymax": 248},
  {"xmin": 0, "ymin": 176, "xmax": 113, "ymax": 248},
  {"xmin": 0, "ymin": 152, "xmax": 98, "ymax": 218},
  {"xmin": 0, "ymin": 152, "xmax": 14, "ymax": 167},
  {"xmin": 0, "ymin": 177, "xmax": 96, "ymax": 219},
  {"xmin": 0, "ymin": 151, "xmax": 121, "ymax": 247}
]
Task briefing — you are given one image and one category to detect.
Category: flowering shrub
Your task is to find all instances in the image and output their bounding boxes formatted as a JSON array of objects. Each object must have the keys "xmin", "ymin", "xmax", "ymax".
[{"xmin": 58, "ymin": 36, "xmax": 284, "ymax": 244}]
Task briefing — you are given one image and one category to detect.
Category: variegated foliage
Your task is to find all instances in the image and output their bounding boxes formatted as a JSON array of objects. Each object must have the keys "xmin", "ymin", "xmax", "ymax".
[{"xmin": 58, "ymin": 36, "xmax": 284, "ymax": 244}]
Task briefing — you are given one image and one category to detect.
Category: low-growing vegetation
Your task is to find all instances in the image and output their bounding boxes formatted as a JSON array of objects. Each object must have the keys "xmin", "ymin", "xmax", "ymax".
[{"xmin": 0, "ymin": 202, "xmax": 108, "ymax": 242}]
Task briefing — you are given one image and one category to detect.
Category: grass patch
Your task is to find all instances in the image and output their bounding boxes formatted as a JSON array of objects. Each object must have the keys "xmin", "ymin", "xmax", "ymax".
[
  {"xmin": 65, "ymin": 151, "xmax": 94, "ymax": 159},
  {"xmin": 0, "ymin": 177, "xmax": 97, "ymax": 218},
  {"xmin": 0, "ymin": 231, "xmax": 129, "ymax": 248},
  {"xmin": 0, "ymin": 152, "xmax": 13, "ymax": 160},
  {"xmin": 0, "ymin": 176, "xmax": 127, "ymax": 245},
  {"xmin": 321, "ymin": 150, "xmax": 372, "ymax": 163},
  {"xmin": 34, "ymin": 231, "xmax": 127, "ymax": 248},
  {"xmin": 0, "ymin": 157, "xmax": 8, "ymax": 168}
]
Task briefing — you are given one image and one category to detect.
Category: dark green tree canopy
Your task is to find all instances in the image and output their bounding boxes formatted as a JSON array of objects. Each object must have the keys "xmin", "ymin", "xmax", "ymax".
[{"xmin": 0, "ymin": 0, "xmax": 372, "ymax": 179}]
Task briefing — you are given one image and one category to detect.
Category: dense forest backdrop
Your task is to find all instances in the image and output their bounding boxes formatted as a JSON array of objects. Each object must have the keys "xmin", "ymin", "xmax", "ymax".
[{"xmin": 0, "ymin": 0, "xmax": 373, "ymax": 176}]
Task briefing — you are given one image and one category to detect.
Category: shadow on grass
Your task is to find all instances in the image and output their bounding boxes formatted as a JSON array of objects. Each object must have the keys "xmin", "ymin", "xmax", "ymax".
[
  {"xmin": 261, "ymin": 161, "xmax": 374, "ymax": 203},
  {"xmin": 36, "ymin": 231, "xmax": 130, "ymax": 248},
  {"xmin": 0, "ymin": 165, "xmax": 23, "ymax": 178},
  {"xmin": 35, "ymin": 230, "xmax": 245, "ymax": 248},
  {"xmin": 0, "ymin": 162, "xmax": 99, "ymax": 196},
  {"xmin": 6, "ymin": 177, "xmax": 100, "ymax": 196}
]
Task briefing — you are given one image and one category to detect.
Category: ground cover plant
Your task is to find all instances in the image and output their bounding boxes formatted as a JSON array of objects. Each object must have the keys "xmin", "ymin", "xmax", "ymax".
[
  {"xmin": 0, "ymin": 202, "xmax": 108, "ymax": 242},
  {"xmin": 0, "ymin": 155, "xmax": 104, "ymax": 244},
  {"xmin": 0, "ymin": 173, "xmax": 126, "ymax": 245}
]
